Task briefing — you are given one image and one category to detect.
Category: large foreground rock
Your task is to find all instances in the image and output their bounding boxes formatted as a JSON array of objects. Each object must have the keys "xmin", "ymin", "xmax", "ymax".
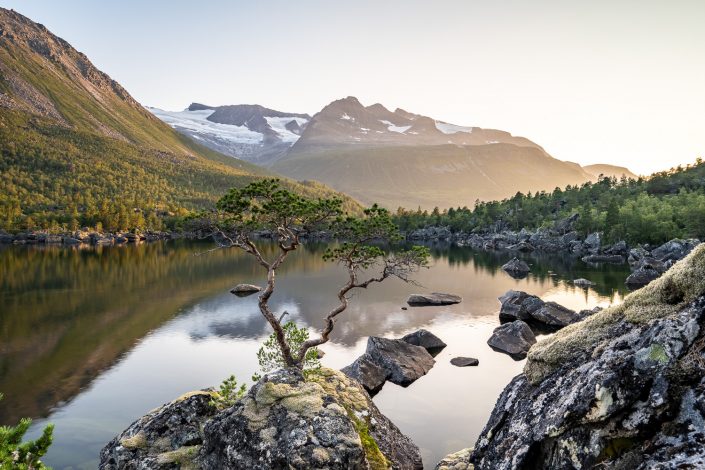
[
  {"xmin": 463, "ymin": 244, "xmax": 705, "ymax": 469},
  {"xmin": 486, "ymin": 321, "xmax": 536, "ymax": 359},
  {"xmin": 101, "ymin": 368, "xmax": 423, "ymax": 469},
  {"xmin": 407, "ymin": 293, "xmax": 462, "ymax": 306},
  {"xmin": 498, "ymin": 290, "xmax": 543, "ymax": 322},
  {"xmin": 530, "ymin": 301, "xmax": 580, "ymax": 327}
]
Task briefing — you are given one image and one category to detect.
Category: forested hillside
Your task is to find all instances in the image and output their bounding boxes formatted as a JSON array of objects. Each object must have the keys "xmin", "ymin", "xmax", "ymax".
[
  {"xmin": 0, "ymin": 8, "xmax": 358, "ymax": 232},
  {"xmin": 394, "ymin": 160, "xmax": 705, "ymax": 245}
]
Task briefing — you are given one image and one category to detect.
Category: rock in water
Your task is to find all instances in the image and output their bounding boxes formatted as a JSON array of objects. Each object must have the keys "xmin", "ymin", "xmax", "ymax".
[
  {"xmin": 450, "ymin": 357, "xmax": 479, "ymax": 367},
  {"xmin": 341, "ymin": 353, "xmax": 388, "ymax": 394},
  {"xmin": 366, "ymin": 336, "xmax": 435, "ymax": 386},
  {"xmin": 201, "ymin": 368, "xmax": 423, "ymax": 470},
  {"xmin": 101, "ymin": 368, "xmax": 423, "ymax": 469},
  {"xmin": 407, "ymin": 293, "xmax": 462, "ymax": 306},
  {"xmin": 487, "ymin": 321, "xmax": 536, "ymax": 359},
  {"xmin": 230, "ymin": 283, "xmax": 262, "ymax": 296},
  {"xmin": 498, "ymin": 290, "xmax": 543, "ymax": 321},
  {"xmin": 99, "ymin": 390, "xmax": 218, "ymax": 469},
  {"xmin": 530, "ymin": 301, "xmax": 580, "ymax": 327},
  {"xmin": 625, "ymin": 265, "xmax": 662, "ymax": 288},
  {"xmin": 401, "ymin": 329, "xmax": 447, "ymax": 355},
  {"xmin": 572, "ymin": 278, "xmax": 595, "ymax": 287},
  {"xmin": 501, "ymin": 258, "xmax": 530, "ymax": 278},
  {"xmin": 467, "ymin": 245, "xmax": 705, "ymax": 469}
]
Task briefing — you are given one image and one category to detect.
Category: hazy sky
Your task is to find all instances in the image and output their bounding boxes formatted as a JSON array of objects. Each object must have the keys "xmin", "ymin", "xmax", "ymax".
[{"xmin": 4, "ymin": 0, "xmax": 704, "ymax": 174}]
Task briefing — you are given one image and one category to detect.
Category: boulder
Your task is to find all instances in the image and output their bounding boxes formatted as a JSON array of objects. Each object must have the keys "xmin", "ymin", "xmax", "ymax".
[
  {"xmin": 625, "ymin": 265, "xmax": 662, "ymax": 287},
  {"xmin": 99, "ymin": 390, "xmax": 218, "ymax": 469},
  {"xmin": 230, "ymin": 283, "xmax": 262, "ymax": 296},
  {"xmin": 501, "ymin": 258, "xmax": 530, "ymax": 278},
  {"xmin": 469, "ymin": 245, "xmax": 705, "ymax": 469},
  {"xmin": 62, "ymin": 237, "xmax": 82, "ymax": 245},
  {"xmin": 498, "ymin": 290, "xmax": 543, "ymax": 322},
  {"xmin": 401, "ymin": 329, "xmax": 447, "ymax": 355},
  {"xmin": 407, "ymin": 293, "xmax": 462, "ymax": 306},
  {"xmin": 571, "ymin": 278, "xmax": 595, "ymax": 287},
  {"xmin": 530, "ymin": 301, "xmax": 581, "ymax": 328},
  {"xmin": 551, "ymin": 213, "xmax": 579, "ymax": 235},
  {"xmin": 506, "ymin": 241, "xmax": 535, "ymax": 252},
  {"xmin": 581, "ymin": 254, "xmax": 625, "ymax": 264},
  {"xmin": 0, "ymin": 232, "xmax": 14, "ymax": 244},
  {"xmin": 365, "ymin": 336, "xmax": 435, "ymax": 386},
  {"xmin": 604, "ymin": 240, "xmax": 628, "ymax": 255},
  {"xmin": 450, "ymin": 357, "xmax": 479, "ymax": 367},
  {"xmin": 584, "ymin": 232, "xmax": 601, "ymax": 254},
  {"xmin": 487, "ymin": 321, "xmax": 536, "ymax": 359},
  {"xmin": 341, "ymin": 353, "xmax": 387, "ymax": 394},
  {"xmin": 435, "ymin": 447, "xmax": 474, "ymax": 470},
  {"xmin": 651, "ymin": 238, "xmax": 700, "ymax": 262},
  {"xmin": 200, "ymin": 368, "xmax": 423, "ymax": 470}
]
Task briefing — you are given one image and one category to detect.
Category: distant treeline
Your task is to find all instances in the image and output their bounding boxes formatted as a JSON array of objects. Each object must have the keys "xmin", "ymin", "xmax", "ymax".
[{"xmin": 393, "ymin": 159, "xmax": 705, "ymax": 246}]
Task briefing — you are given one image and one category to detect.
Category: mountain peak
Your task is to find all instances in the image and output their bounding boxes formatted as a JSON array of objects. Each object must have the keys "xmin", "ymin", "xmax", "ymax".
[{"xmin": 187, "ymin": 103, "xmax": 215, "ymax": 111}]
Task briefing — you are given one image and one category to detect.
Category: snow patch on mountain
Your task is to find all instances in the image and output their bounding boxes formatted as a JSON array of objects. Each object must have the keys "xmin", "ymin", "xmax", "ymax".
[
  {"xmin": 435, "ymin": 121, "xmax": 473, "ymax": 135},
  {"xmin": 264, "ymin": 116, "xmax": 308, "ymax": 143},
  {"xmin": 379, "ymin": 120, "xmax": 412, "ymax": 133},
  {"xmin": 149, "ymin": 107, "xmax": 262, "ymax": 144}
]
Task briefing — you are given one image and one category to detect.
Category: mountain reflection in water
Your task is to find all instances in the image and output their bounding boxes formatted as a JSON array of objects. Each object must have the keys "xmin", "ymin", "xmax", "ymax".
[{"xmin": 0, "ymin": 240, "xmax": 630, "ymax": 469}]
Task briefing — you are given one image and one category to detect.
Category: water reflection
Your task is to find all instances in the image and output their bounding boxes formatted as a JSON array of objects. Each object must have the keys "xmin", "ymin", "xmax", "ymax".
[{"xmin": 0, "ymin": 241, "xmax": 631, "ymax": 469}]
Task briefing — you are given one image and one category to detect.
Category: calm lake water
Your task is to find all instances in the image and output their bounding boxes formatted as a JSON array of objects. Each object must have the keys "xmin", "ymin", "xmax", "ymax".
[{"xmin": 0, "ymin": 240, "xmax": 631, "ymax": 469}]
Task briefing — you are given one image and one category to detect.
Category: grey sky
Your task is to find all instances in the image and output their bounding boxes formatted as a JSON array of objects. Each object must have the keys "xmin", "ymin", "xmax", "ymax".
[{"xmin": 4, "ymin": 0, "xmax": 704, "ymax": 174}]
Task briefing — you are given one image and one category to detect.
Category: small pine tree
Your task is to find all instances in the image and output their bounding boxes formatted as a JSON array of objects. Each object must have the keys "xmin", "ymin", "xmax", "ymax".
[{"xmin": 0, "ymin": 393, "xmax": 54, "ymax": 469}]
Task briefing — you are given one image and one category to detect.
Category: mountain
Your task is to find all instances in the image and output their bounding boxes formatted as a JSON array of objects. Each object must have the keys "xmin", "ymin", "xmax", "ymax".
[
  {"xmin": 0, "ymin": 8, "xmax": 357, "ymax": 231},
  {"xmin": 149, "ymin": 104, "xmax": 310, "ymax": 166},
  {"xmin": 583, "ymin": 164, "xmax": 638, "ymax": 180},
  {"xmin": 272, "ymin": 97, "xmax": 598, "ymax": 209}
]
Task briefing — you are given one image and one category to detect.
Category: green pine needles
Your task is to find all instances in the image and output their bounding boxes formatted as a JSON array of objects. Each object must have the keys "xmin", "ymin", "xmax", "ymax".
[{"xmin": 0, "ymin": 393, "xmax": 54, "ymax": 469}]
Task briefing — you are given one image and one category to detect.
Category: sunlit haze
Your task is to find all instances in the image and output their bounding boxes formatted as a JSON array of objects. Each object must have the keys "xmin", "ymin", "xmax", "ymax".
[{"xmin": 4, "ymin": 0, "xmax": 704, "ymax": 174}]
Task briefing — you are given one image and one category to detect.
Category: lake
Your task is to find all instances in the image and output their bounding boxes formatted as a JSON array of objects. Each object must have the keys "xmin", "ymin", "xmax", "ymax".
[{"xmin": 0, "ymin": 240, "xmax": 631, "ymax": 469}]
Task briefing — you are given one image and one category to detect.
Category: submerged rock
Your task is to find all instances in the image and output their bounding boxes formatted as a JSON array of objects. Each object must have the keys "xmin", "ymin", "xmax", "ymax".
[
  {"xmin": 487, "ymin": 321, "xmax": 536, "ymax": 359},
  {"xmin": 101, "ymin": 368, "xmax": 423, "ymax": 470},
  {"xmin": 401, "ymin": 329, "xmax": 447, "ymax": 355},
  {"xmin": 450, "ymin": 357, "xmax": 479, "ymax": 367},
  {"xmin": 407, "ymin": 292, "xmax": 462, "ymax": 306},
  {"xmin": 467, "ymin": 244, "xmax": 705, "ymax": 469},
  {"xmin": 230, "ymin": 283, "xmax": 262, "ymax": 296},
  {"xmin": 501, "ymin": 258, "xmax": 530, "ymax": 278},
  {"xmin": 581, "ymin": 253, "xmax": 625, "ymax": 264}
]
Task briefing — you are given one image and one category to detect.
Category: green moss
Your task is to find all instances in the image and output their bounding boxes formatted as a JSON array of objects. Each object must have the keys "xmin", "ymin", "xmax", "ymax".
[
  {"xmin": 526, "ymin": 245, "xmax": 705, "ymax": 384},
  {"xmin": 648, "ymin": 343, "xmax": 669, "ymax": 363},
  {"xmin": 345, "ymin": 407, "xmax": 390, "ymax": 470}
]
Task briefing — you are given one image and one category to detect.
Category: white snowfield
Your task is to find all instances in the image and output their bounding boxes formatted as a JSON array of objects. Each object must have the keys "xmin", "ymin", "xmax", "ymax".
[
  {"xmin": 434, "ymin": 121, "xmax": 473, "ymax": 135},
  {"xmin": 379, "ymin": 120, "xmax": 412, "ymax": 133},
  {"xmin": 148, "ymin": 107, "xmax": 308, "ymax": 145}
]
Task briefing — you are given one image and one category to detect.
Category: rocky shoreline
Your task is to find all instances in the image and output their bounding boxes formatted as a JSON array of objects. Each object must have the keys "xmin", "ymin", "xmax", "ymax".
[{"xmin": 437, "ymin": 244, "xmax": 705, "ymax": 469}]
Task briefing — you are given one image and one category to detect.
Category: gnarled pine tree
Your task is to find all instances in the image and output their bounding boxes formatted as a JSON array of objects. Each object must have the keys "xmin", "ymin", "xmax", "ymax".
[{"xmin": 195, "ymin": 179, "xmax": 430, "ymax": 369}]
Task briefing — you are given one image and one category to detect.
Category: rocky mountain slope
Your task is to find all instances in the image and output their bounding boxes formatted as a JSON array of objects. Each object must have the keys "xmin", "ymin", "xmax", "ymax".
[
  {"xmin": 149, "ymin": 104, "xmax": 310, "ymax": 166},
  {"xmin": 0, "ymin": 8, "xmax": 357, "ymax": 230}
]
